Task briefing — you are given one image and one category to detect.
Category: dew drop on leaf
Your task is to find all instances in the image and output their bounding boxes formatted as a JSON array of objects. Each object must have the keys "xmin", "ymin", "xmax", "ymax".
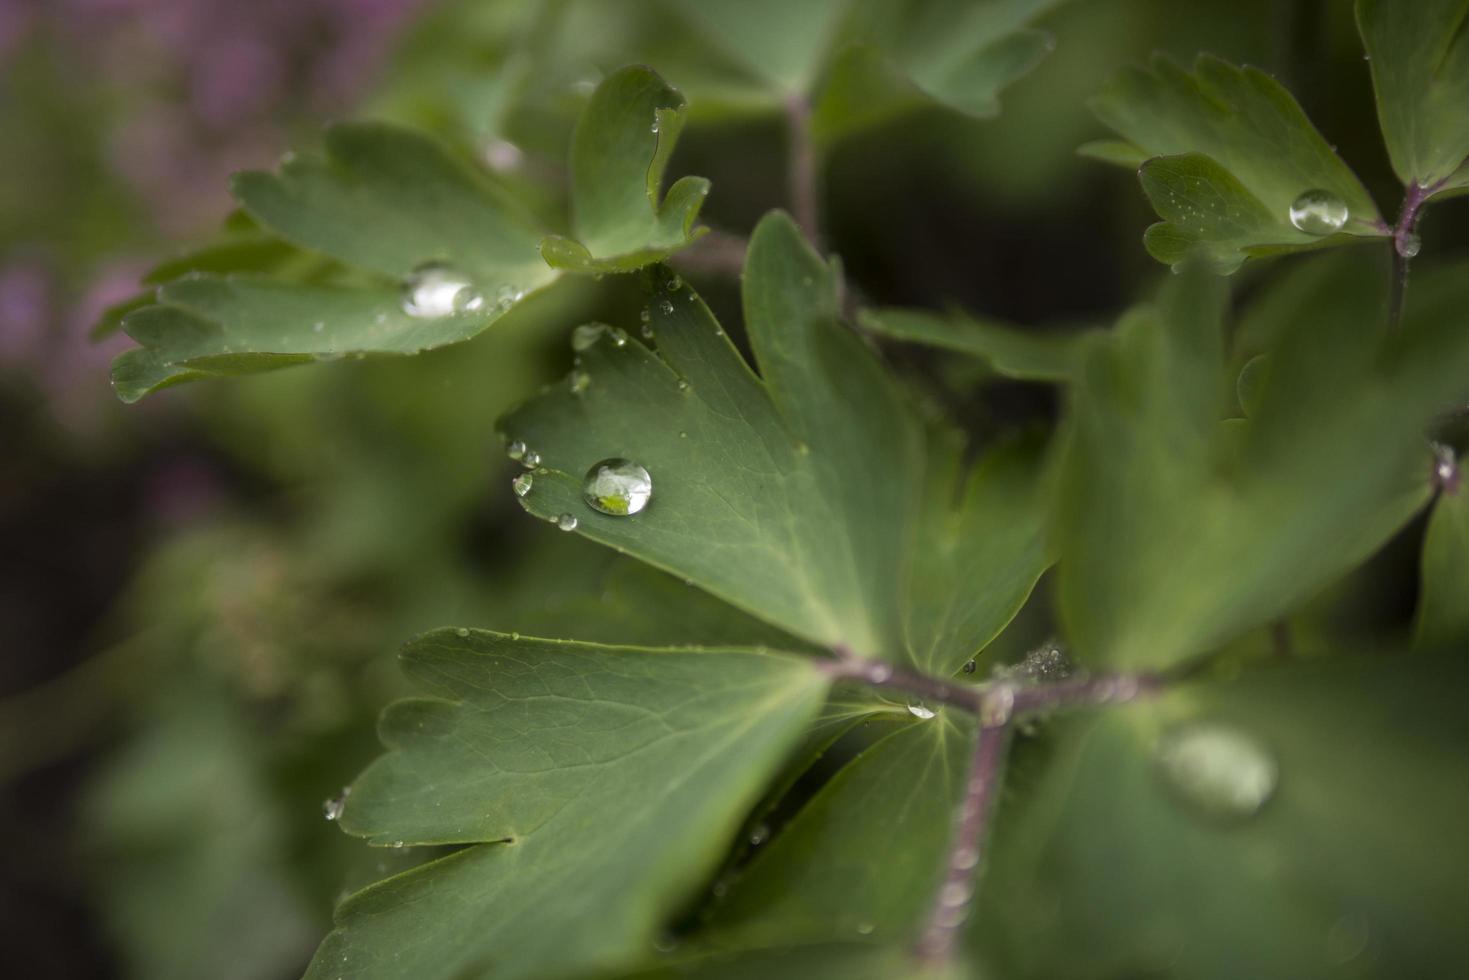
[
  {"xmin": 1399, "ymin": 231, "xmax": 1422, "ymax": 258},
  {"xmin": 610, "ymin": 328, "xmax": 629, "ymax": 348},
  {"xmin": 582, "ymin": 458, "xmax": 653, "ymax": 516},
  {"xmin": 664, "ymin": 273, "xmax": 682, "ymax": 292},
  {"xmin": 907, "ymin": 703, "xmax": 936, "ymax": 720},
  {"xmin": 748, "ymin": 824, "xmax": 769, "ymax": 846},
  {"xmin": 455, "ymin": 628, "xmax": 469, "ymax": 637},
  {"xmin": 962, "ymin": 659, "xmax": 977, "ymax": 674},
  {"xmin": 658, "ymin": 298, "xmax": 674, "ymax": 315},
  {"xmin": 402, "ymin": 261, "xmax": 480, "ymax": 319},
  {"xmin": 522, "ymin": 450, "xmax": 541, "ymax": 469},
  {"xmin": 512, "ymin": 472, "xmax": 533, "ymax": 497},
  {"xmin": 1288, "ymin": 189, "xmax": 1349, "ymax": 235},
  {"xmin": 555, "ymin": 513, "xmax": 579, "ymax": 531},
  {"xmin": 1155, "ymin": 722, "xmax": 1278, "ymax": 821},
  {"xmin": 322, "ymin": 787, "xmax": 350, "ymax": 822},
  {"xmin": 506, "ymin": 440, "xmax": 526, "ymax": 461},
  {"xmin": 571, "ymin": 323, "xmax": 607, "ymax": 351}
]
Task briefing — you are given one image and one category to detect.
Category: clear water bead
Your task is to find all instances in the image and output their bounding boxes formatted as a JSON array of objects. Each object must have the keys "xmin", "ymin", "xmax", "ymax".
[
  {"xmin": 583, "ymin": 458, "xmax": 653, "ymax": 516},
  {"xmin": 658, "ymin": 298, "xmax": 674, "ymax": 315},
  {"xmin": 512, "ymin": 472, "xmax": 533, "ymax": 497},
  {"xmin": 402, "ymin": 261, "xmax": 481, "ymax": 318},
  {"xmin": 571, "ymin": 323, "xmax": 607, "ymax": 351},
  {"xmin": 1156, "ymin": 722, "xmax": 1278, "ymax": 821},
  {"xmin": 555, "ymin": 513, "xmax": 579, "ymax": 531},
  {"xmin": 522, "ymin": 450, "xmax": 541, "ymax": 469},
  {"xmin": 610, "ymin": 328, "xmax": 629, "ymax": 348},
  {"xmin": 1399, "ymin": 231, "xmax": 1422, "ymax": 258},
  {"xmin": 907, "ymin": 703, "xmax": 936, "ymax": 720},
  {"xmin": 322, "ymin": 787, "xmax": 350, "ymax": 821},
  {"xmin": 1288, "ymin": 189, "xmax": 1349, "ymax": 235},
  {"xmin": 506, "ymin": 440, "xmax": 527, "ymax": 461},
  {"xmin": 569, "ymin": 371, "xmax": 591, "ymax": 395}
]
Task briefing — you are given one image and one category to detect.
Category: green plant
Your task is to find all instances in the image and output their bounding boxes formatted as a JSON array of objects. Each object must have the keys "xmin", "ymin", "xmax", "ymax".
[{"xmin": 105, "ymin": 2, "xmax": 1469, "ymax": 978}]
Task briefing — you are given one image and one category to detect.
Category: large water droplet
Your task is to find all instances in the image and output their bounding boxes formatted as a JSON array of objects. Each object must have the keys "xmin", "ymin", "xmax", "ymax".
[
  {"xmin": 1399, "ymin": 231, "xmax": 1422, "ymax": 258},
  {"xmin": 1155, "ymin": 722, "xmax": 1278, "ymax": 821},
  {"xmin": 1288, "ymin": 190, "xmax": 1349, "ymax": 235},
  {"xmin": 512, "ymin": 472, "xmax": 533, "ymax": 497},
  {"xmin": 322, "ymin": 787, "xmax": 350, "ymax": 821},
  {"xmin": 402, "ymin": 262, "xmax": 481, "ymax": 318},
  {"xmin": 582, "ymin": 458, "xmax": 653, "ymax": 516},
  {"xmin": 570, "ymin": 323, "xmax": 606, "ymax": 352},
  {"xmin": 555, "ymin": 513, "xmax": 579, "ymax": 531},
  {"xmin": 907, "ymin": 703, "xmax": 936, "ymax": 720}
]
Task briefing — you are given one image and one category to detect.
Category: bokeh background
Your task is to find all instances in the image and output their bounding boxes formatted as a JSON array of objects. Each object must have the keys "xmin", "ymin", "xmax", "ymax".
[{"xmin": 2, "ymin": 1, "xmax": 1463, "ymax": 977}]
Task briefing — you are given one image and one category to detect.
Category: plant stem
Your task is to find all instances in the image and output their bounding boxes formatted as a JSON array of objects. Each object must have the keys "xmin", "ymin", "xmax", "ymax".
[
  {"xmin": 785, "ymin": 93, "xmax": 820, "ymax": 243},
  {"xmin": 1388, "ymin": 180, "xmax": 1432, "ymax": 330},
  {"xmin": 668, "ymin": 228, "xmax": 749, "ymax": 279},
  {"xmin": 819, "ymin": 650, "xmax": 1158, "ymax": 719},
  {"xmin": 913, "ymin": 718, "xmax": 1011, "ymax": 964}
]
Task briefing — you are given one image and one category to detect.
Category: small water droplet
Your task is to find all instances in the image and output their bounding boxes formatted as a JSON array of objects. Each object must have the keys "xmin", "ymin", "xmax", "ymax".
[
  {"xmin": 567, "ymin": 323, "xmax": 602, "ymax": 351},
  {"xmin": 583, "ymin": 458, "xmax": 653, "ymax": 516},
  {"xmin": 650, "ymin": 117, "xmax": 661, "ymax": 134},
  {"xmin": 907, "ymin": 703, "xmax": 936, "ymax": 720},
  {"xmin": 981, "ymin": 686, "xmax": 1015, "ymax": 727},
  {"xmin": 403, "ymin": 262, "xmax": 479, "ymax": 319},
  {"xmin": 455, "ymin": 627, "xmax": 469, "ymax": 637},
  {"xmin": 953, "ymin": 845, "xmax": 979, "ymax": 870},
  {"xmin": 676, "ymin": 379, "xmax": 690, "ymax": 392},
  {"xmin": 856, "ymin": 923, "xmax": 875, "ymax": 936},
  {"xmin": 1399, "ymin": 231, "xmax": 1422, "ymax": 258},
  {"xmin": 658, "ymin": 298, "xmax": 674, "ymax": 315},
  {"xmin": 1288, "ymin": 189, "xmax": 1349, "ymax": 235},
  {"xmin": 610, "ymin": 327, "xmax": 629, "ymax": 348},
  {"xmin": 641, "ymin": 323, "xmax": 655, "ymax": 340},
  {"xmin": 522, "ymin": 450, "xmax": 542, "ymax": 469},
  {"xmin": 569, "ymin": 370, "xmax": 591, "ymax": 395},
  {"xmin": 322, "ymin": 787, "xmax": 350, "ymax": 821},
  {"xmin": 748, "ymin": 824, "xmax": 769, "ymax": 846},
  {"xmin": 961, "ymin": 659, "xmax": 977, "ymax": 674},
  {"xmin": 513, "ymin": 472, "xmax": 534, "ymax": 497},
  {"xmin": 312, "ymin": 321, "xmax": 325, "ymax": 333},
  {"xmin": 665, "ymin": 273, "xmax": 683, "ymax": 292},
  {"xmin": 391, "ymin": 840, "xmax": 404, "ymax": 849},
  {"xmin": 1155, "ymin": 722, "xmax": 1278, "ymax": 821},
  {"xmin": 555, "ymin": 513, "xmax": 579, "ymax": 531},
  {"xmin": 507, "ymin": 440, "xmax": 526, "ymax": 461}
]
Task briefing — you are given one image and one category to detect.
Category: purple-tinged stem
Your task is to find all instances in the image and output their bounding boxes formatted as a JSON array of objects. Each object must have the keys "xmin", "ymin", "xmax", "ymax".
[
  {"xmin": 1388, "ymin": 179, "xmax": 1440, "ymax": 330},
  {"xmin": 785, "ymin": 94, "xmax": 820, "ymax": 244},
  {"xmin": 913, "ymin": 720, "xmax": 1011, "ymax": 964}
]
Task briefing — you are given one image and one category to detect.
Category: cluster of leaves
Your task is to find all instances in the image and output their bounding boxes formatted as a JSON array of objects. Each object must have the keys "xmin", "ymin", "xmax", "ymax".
[{"xmin": 105, "ymin": 1, "xmax": 1469, "ymax": 979}]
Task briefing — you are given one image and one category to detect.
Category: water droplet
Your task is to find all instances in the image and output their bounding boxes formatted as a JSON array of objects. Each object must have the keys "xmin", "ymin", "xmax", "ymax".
[
  {"xmin": 658, "ymin": 298, "xmax": 674, "ymax": 315},
  {"xmin": 664, "ymin": 273, "xmax": 683, "ymax": 292},
  {"xmin": 403, "ymin": 262, "xmax": 480, "ymax": 319},
  {"xmin": 856, "ymin": 923, "xmax": 875, "ymax": 936},
  {"xmin": 1399, "ymin": 231, "xmax": 1422, "ymax": 258},
  {"xmin": 455, "ymin": 627, "xmax": 469, "ymax": 637},
  {"xmin": 676, "ymin": 379, "xmax": 690, "ymax": 392},
  {"xmin": 961, "ymin": 659, "xmax": 977, "ymax": 674},
  {"xmin": 522, "ymin": 450, "xmax": 542, "ymax": 469},
  {"xmin": 1288, "ymin": 189, "xmax": 1349, "ymax": 235},
  {"xmin": 322, "ymin": 787, "xmax": 350, "ymax": 821},
  {"xmin": 953, "ymin": 845, "xmax": 979, "ymax": 870},
  {"xmin": 391, "ymin": 840, "xmax": 404, "ymax": 849},
  {"xmin": 907, "ymin": 703, "xmax": 936, "ymax": 720},
  {"xmin": 482, "ymin": 138, "xmax": 524, "ymax": 173},
  {"xmin": 641, "ymin": 323, "xmax": 655, "ymax": 340},
  {"xmin": 583, "ymin": 458, "xmax": 653, "ymax": 516},
  {"xmin": 567, "ymin": 323, "xmax": 602, "ymax": 351},
  {"xmin": 639, "ymin": 307, "xmax": 652, "ymax": 323},
  {"xmin": 569, "ymin": 370, "xmax": 591, "ymax": 395},
  {"xmin": 610, "ymin": 328, "xmax": 629, "ymax": 348},
  {"xmin": 555, "ymin": 513, "xmax": 579, "ymax": 531},
  {"xmin": 748, "ymin": 824, "xmax": 769, "ymax": 846},
  {"xmin": 1155, "ymin": 722, "xmax": 1278, "ymax": 821},
  {"xmin": 513, "ymin": 472, "xmax": 533, "ymax": 497},
  {"xmin": 650, "ymin": 117, "xmax": 661, "ymax": 134},
  {"xmin": 981, "ymin": 686, "xmax": 1015, "ymax": 727},
  {"xmin": 312, "ymin": 321, "xmax": 325, "ymax": 333},
  {"xmin": 506, "ymin": 440, "xmax": 527, "ymax": 461}
]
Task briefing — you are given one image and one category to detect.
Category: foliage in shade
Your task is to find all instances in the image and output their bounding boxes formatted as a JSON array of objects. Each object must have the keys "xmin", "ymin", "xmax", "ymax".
[
  {"xmin": 1357, "ymin": 0, "xmax": 1469, "ymax": 196},
  {"xmin": 306, "ymin": 631, "xmax": 830, "ymax": 980},
  {"xmin": 860, "ymin": 306, "xmax": 1096, "ymax": 381},
  {"xmin": 1085, "ymin": 55, "xmax": 1385, "ymax": 272},
  {"xmin": 1416, "ymin": 481, "xmax": 1469, "ymax": 650}
]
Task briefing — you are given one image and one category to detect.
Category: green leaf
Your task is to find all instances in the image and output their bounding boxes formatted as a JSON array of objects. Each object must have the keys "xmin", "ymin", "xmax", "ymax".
[
  {"xmin": 813, "ymin": 0, "xmax": 1066, "ymax": 146},
  {"xmin": 1054, "ymin": 255, "xmax": 1469, "ymax": 669},
  {"xmin": 599, "ymin": 943, "xmax": 926, "ymax": 980},
  {"xmin": 501, "ymin": 212, "xmax": 1050, "ymax": 666},
  {"xmin": 860, "ymin": 306, "xmax": 1096, "ymax": 382},
  {"xmin": 971, "ymin": 652, "xmax": 1469, "ymax": 979},
  {"xmin": 111, "ymin": 122, "xmax": 559, "ymax": 401},
  {"xmin": 540, "ymin": 66, "xmax": 710, "ymax": 274},
  {"xmin": 1416, "ymin": 478, "xmax": 1469, "ymax": 649},
  {"xmin": 308, "ymin": 630, "xmax": 830, "ymax": 980},
  {"xmin": 1088, "ymin": 55, "xmax": 1386, "ymax": 273},
  {"xmin": 666, "ymin": 0, "xmax": 849, "ymax": 97},
  {"xmin": 707, "ymin": 714, "xmax": 972, "ymax": 946},
  {"xmin": 1357, "ymin": 0, "xmax": 1469, "ymax": 193}
]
